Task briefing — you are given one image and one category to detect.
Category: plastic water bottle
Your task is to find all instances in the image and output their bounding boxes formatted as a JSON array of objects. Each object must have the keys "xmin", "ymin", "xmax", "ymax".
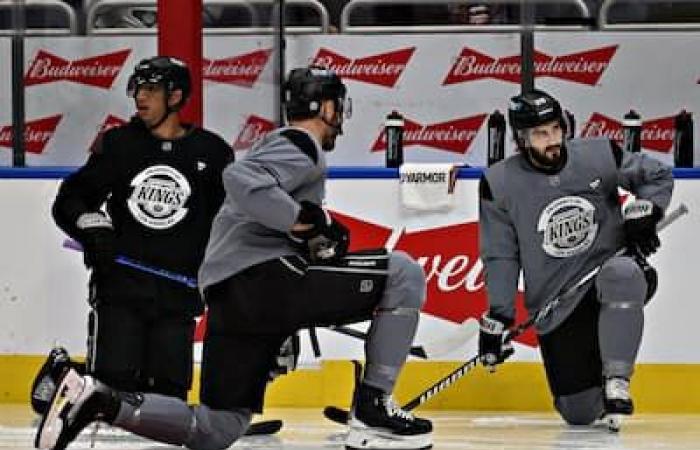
[
  {"xmin": 622, "ymin": 110, "xmax": 642, "ymax": 153},
  {"xmin": 487, "ymin": 110, "xmax": 505, "ymax": 166},
  {"xmin": 385, "ymin": 110, "xmax": 404, "ymax": 168},
  {"xmin": 674, "ymin": 110, "xmax": 694, "ymax": 168}
]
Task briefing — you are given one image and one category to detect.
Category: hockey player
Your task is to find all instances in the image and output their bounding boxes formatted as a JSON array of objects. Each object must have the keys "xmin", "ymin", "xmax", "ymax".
[
  {"xmin": 35, "ymin": 66, "xmax": 432, "ymax": 450},
  {"xmin": 31, "ymin": 57, "xmax": 233, "ymax": 416},
  {"xmin": 478, "ymin": 89, "xmax": 673, "ymax": 430}
]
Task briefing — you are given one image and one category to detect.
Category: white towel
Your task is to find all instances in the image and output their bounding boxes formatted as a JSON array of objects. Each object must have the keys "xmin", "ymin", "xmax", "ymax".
[{"xmin": 399, "ymin": 163, "xmax": 458, "ymax": 211}]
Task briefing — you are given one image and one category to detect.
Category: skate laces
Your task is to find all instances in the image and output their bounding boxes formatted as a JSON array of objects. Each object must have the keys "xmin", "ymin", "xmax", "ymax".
[
  {"xmin": 381, "ymin": 395, "xmax": 414, "ymax": 421},
  {"xmin": 606, "ymin": 378, "xmax": 630, "ymax": 400}
]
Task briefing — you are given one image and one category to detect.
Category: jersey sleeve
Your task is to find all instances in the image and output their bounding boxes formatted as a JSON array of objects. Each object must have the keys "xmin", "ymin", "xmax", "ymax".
[
  {"xmin": 612, "ymin": 140, "xmax": 674, "ymax": 211},
  {"xmin": 479, "ymin": 174, "xmax": 520, "ymax": 320},
  {"xmin": 52, "ymin": 132, "xmax": 118, "ymax": 239},
  {"xmin": 222, "ymin": 134, "xmax": 317, "ymax": 233}
]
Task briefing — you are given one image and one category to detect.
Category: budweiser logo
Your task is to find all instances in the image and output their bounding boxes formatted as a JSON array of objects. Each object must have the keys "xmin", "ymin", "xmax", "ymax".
[
  {"xmin": 89, "ymin": 115, "xmax": 127, "ymax": 152},
  {"xmin": 25, "ymin": 49, "xmax": 131, "ymax": 88},
  {"xmin": 311, "ymin": 47, "xmax": 415, "ymax": 87},
  {"xmin": 444, "ymin": 45, "xmax": 617, "ymax": 86},
  {"xmin": 371, "ymin": 114, "xmax": 487, "ymax": 154},
  {"xmin": 580, "ymin": 112, "xmax": 675, "ymax": 153},
  {"xmin": 203, "ymin": 49, "xmax": 272, "ymax": 87},
  {"xmin": 0, "ymin": 115, "xmax": 61, "ymax": 154},
  {"xmin": 232, "ymin": 115, "xmax": 275, "ymax": 151}
]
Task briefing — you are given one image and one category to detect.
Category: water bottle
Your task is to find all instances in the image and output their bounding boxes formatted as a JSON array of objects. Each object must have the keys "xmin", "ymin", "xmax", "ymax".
[
  {"xmin": 674, "ymin": 110, "xmax": 694, "ymax": 167},
  {"xmin": 385, "ymin": 110, "xmax": 404, "ymax": 168},
  {"xmin": 622, "ymin": 110, "xmax": 642, "ymax": 153},
  {"xmin": 487, "ymin": 110, "xmax": 505, "ymax": 166}
]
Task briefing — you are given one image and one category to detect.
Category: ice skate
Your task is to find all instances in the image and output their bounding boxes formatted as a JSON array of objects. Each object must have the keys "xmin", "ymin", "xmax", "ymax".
[
  {"xmin": 35, "ymin": 369, "xmax": 117, "ymax": 450},
  {"xmin": 346, "ymin": 384, "xmax": 432, "ymax": 449},
  {"xmin": 603, "ymin": 377, "xmax": 633, "ymax": 432},
  {"xmin": 31, "ymin": 347, "xmax": 71, "ymax": 415}
]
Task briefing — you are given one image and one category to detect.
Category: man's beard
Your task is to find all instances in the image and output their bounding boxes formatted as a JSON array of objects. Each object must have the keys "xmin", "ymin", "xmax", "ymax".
[{"xmin": 529, "ymin": 144, "xmax": 563, "ymax": 169}]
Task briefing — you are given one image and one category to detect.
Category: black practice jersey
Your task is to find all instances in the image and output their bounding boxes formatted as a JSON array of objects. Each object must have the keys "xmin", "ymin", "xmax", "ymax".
[{"xmin": 53, "ymin": 118, "xmax": 233, "ymax": 315}]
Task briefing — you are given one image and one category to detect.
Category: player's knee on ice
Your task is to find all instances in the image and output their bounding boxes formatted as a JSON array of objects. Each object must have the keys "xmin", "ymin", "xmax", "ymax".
[
  {"xmin": 596, "ymin": 256, "xmax": 647, "ymax": 308},
  {"xmin": 185, "ymin": 405, "xmax": 252, "ymax": 450},
  {"xmin": 555, "ymin": 387, "xmax": 604, "ymax": 425},
  {"xmin": 382, "ymin": 251, "xmax": 426, "ymax": 311}
]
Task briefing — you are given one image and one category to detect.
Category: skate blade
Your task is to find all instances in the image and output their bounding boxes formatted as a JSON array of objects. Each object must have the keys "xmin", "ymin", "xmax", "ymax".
[
  {"xmin": 346, "ymin": 427, "xmax": 432, "ymax": 449},
  {"xmin": 34, "ymin": 369, "xmax": 83, "ymax": 449},
  {"xmin": 605, "ymin": 414, "xmax": 623, "ymax": 433}
]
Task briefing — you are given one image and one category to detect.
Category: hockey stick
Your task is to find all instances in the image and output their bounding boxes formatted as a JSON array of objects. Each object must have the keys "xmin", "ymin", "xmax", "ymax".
[
  {"xmin": 63, "ymin": 239, "xmax": 198, "ymax": 288},
  {"xmin": 244, "ymin": 419, "xmax": 283, "ymax": 436},
  {"xmin": 323, "ymin": 203, "xmax": 688, "ymax": 424}
]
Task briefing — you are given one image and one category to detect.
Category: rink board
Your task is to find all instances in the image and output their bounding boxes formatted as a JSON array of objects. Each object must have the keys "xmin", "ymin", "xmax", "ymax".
[{"xmin": 0, "ymin": 169, "xmax": 698, "ymax": 411}]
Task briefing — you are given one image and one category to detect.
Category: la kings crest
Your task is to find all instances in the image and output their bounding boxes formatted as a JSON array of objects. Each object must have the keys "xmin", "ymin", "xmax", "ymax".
[
  {"xmin": 128, "ymin": 165, "xmax": 191, "ymax": 229},
  {"xmin": 537, "ymin": 196, "xmax": 598, "ymax": 258}
]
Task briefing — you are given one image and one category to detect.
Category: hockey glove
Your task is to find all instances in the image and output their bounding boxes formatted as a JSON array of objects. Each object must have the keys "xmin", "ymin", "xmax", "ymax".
[
  {"xmin": 291, "ymin": 201, "xmax": 349, "ymax": 262},
  {"xmin": 76, "ymin": 212, "xmax": 116, "ymax": 273},
  {"xmin": 622, "ymin": 199, "xmax": 663, "ymax": 256},
  {"xmin": 479, "ymin": 312, "xmax": 515, "ymax": 371}
]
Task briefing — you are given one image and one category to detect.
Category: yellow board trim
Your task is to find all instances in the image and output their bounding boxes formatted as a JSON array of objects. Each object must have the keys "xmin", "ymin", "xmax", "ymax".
[{"xmin": 4, "ymin": 357, "xmax": 700, "ymax": 413}]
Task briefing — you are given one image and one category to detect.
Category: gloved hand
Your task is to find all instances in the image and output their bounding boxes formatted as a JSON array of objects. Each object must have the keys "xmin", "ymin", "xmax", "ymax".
[
  {"xmin": 479, "ymin": 312, "xmax": 515, "ymax": 371},
  {"xmin": 76, "ymin": 212, "xmax": 116, "ymax": 273},
  {"xmin": 290, "ymin": 201, "xmax": 349, "ymax": 262},
  {"xmin": 622, "ymin": 199, "xmax": 663, "ymax": 256}
]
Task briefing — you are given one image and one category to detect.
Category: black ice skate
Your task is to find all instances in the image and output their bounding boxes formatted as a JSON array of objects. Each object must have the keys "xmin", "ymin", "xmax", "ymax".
[
  {"xmin": 34, "ymin": 369, "xmax": 119, "ymax": 450},
  {"xmin": 31, "ymin": 347, "xmax": 71, "ymax": 415},
  {"xmin": 347, "ymin": 384, "xmax": 432, "ymax": 449},
  {"xmin": 603, "ymin": 377, "xmax": 634, "ymax": 432}
]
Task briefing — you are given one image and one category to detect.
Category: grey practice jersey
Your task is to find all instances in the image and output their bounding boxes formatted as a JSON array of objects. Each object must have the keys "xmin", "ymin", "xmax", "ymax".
[
  {"xmin": 480, "ymin": 137, "xmax": 673, "ymax": 334},
  {"xmin": 198, "ymin": 126, "xmax": 327, "ymax": 291}
]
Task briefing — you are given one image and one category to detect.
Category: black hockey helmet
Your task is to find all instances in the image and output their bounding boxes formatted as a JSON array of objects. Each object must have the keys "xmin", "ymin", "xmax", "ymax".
[
  {"xmin": 283, "ymin": 66, "xmax": 351, "ymax": 121},
  {"xmin": 127, "ymin": 56, "xmax": 191, "ymax": 110},
  {"xmin": 508, "ymin": 89, "xmax": 565, "ymax": 144}
]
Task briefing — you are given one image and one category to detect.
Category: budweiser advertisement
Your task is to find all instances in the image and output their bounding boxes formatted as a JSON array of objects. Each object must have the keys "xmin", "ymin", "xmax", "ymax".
[
  {"xmin": 25, "ymin": 49, "xmax": 131, "ymax": 89},
  {"xmin": 370, "ymin": 114, "xmax": 488, "ymax": 155},
  {"xmin": 0, "ymin": 115, "xmax": 62, "ymax": 154},
  {"xmin": 232, "ymin": 115, "xmax": 275, "ymax": 151},
  {"xmin": 6, "ymin": 34, "xmax": 700, "ymax": 166},
  {"xmin": 203, "ymin": 48, "xmax": 272, "ymax": 87},
  {"xmin": 443, "ymin": 45, "xmax": 617, "ymax": 86},
  {"xmin": 580, "ymin": 112, "xmax": 676, "ymax": 165}
]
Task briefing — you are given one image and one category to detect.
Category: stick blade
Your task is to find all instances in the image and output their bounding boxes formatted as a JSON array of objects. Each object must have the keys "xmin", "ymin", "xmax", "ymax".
[
  {"xmin": 244, "ymin": 419, "xmax": 283, "ymax": 436},
  {"xmin": 322, "ymin": 406, "xmax": 350, "ymax": 425}
]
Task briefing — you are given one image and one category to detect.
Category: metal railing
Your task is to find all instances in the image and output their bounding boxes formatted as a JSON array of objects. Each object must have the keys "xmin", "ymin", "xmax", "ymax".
[
  {"xmin": 599, "ymin": 0, "xmax": 700, "ymax": 30},
  {"xmin": 86, "ymin": 0, "xmax": 329, "ymax": 35},
  {"xmin": 340, "ymin": 0, "xmax": 592, "ymax": 34},
  {"xmin": 0, "ymin": 0, "xmax": 77, "ymax": 35}
]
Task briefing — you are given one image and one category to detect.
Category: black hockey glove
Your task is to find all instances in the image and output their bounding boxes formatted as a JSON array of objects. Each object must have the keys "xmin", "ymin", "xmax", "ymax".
[
  {"xmin": 290, "ymin": 201, "xmax": 349, "ymax": 263},
  {"xmin": 76, "ymin": 212, "xmax": 116, "ymax": 273},
  {"xmin": 479, "ymin": 312, "xmax": 515, "ymax": 371},
  {"xmin": 622, "ymin": 199, "xmax": 663, "ymax": 256}
]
